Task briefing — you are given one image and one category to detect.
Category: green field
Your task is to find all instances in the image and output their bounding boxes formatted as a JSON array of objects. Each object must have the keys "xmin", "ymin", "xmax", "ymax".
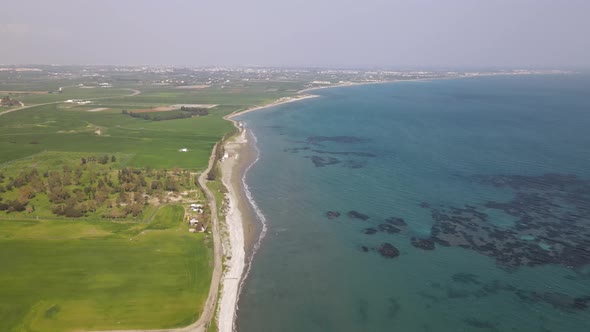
[
  {"xmin": 1, "ymin": 83, "xmax": 293, "ymax": 170},
  {"xmin": 0, "ymin": 205, "xmax": 213, "ymax": 332},
  {"xmin": 0, "ymin": 71, "xmax": 301, "ymax": 331},
  {"xmin": 0, "ymin": 103, "xmax": 232, "ymax": 170}
]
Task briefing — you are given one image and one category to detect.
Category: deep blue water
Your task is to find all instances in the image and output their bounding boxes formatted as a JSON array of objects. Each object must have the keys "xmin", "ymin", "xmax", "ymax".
[{"xmin": 235, "ymin": 75, "xmax": 590, "ymax": 332}]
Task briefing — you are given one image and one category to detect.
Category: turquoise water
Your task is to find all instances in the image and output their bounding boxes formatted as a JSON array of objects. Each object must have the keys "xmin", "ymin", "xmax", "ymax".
[{"xmin": 235, "ymin": 75, "xmax": 590, "ymax": 332}]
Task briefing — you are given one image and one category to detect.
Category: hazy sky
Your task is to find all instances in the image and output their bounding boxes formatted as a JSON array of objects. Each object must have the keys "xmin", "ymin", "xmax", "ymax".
[{"xmin": 1, "ymin": 0, "xmax": 589, "ymax": 68}]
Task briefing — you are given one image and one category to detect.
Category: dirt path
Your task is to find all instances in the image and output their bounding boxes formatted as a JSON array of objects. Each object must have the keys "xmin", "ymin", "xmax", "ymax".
[
  {"xmin": 0, "ymin": 88, "xmax": 142, "ymax": 117},
  {"xmin": 89, "ymin": 144, "xmax": 223, "ymax": 332}
]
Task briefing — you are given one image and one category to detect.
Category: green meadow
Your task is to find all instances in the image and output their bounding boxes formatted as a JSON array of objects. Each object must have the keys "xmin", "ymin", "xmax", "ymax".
[
  {"xmin": 1, "ymin": 83, "xmax": 294, "ymax": 169},
  {"xmin": 0, "ymin": 205, "xmax": 213, "ymax": 332},
  {"xmin": 0, "ymin": 103, "xmax": 232, "ymax": 170},
  {"xmin": 0, "ymin": 80, "xmax": 297, "ymax": 331}
]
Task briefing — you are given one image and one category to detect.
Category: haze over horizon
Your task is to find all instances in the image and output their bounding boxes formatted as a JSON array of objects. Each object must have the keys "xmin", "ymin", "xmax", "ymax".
[{"xmin": 1, "ymin": 0, "xmax": 589, "ymax": 68}]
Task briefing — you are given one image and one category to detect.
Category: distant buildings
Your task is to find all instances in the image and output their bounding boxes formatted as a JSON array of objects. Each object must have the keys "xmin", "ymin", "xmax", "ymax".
[
  {"xmin": 65, "ymin": 99, "xmax": 92, "ymax": 105},
  {"xmin": 0, "ymin": 96, "xmax": 23, "ymax": 107}
]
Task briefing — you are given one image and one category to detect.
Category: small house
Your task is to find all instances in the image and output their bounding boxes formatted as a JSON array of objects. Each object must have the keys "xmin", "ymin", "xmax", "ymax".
[
  {"xmin": 189, "ymin": 228, "xmax": 197, "ymax": 233},
  {"xmin": 189, "ymin": 218, "xmax": 199, "ymax": 226}
]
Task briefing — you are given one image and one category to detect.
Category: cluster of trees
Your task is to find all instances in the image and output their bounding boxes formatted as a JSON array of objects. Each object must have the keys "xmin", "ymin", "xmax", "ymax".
[
  {"xmin": 180, "ymin": 106, "xmax": 209, "ymax": 116},
  {"xmin": 122, "ymin": 107, "xmax": 208, "ymax": 121},
  {"xmin": 0, "ymin": 156, "xmax": 195, "ymax": 219}
]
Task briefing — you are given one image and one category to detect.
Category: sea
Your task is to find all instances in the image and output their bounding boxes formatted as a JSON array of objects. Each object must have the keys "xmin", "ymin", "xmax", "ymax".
[{"xmin": 234, "ymin": 74, "xmax": 590, "ymax": 332}]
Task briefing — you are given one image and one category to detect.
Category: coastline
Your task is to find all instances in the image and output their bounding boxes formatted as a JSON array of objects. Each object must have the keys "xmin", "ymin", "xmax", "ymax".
[
  {"xmin": 213, "ymin": 93, "xmax": 325, "ymax": 332},
  {"xmin": 216, "ymin": 128, "xmax": 249, "ymax": 332},
  {"xmin": 212, "ymin": 79, "xmax": 422, "ymax": 331},
  {"xmin": 227, "ymin": 94, "xmax": 319, "ymax": 118},
  {"xmin": 209, "ymin": 71, "xmax": 555, "ymax": 331}
]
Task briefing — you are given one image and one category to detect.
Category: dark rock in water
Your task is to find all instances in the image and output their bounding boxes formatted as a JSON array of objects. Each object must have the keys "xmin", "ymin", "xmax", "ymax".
[
  {"xmin": 348, "ymin": 210, "xmax": 370, "ymax": 220},
  {"xmin": 411, "ymin": 237, "xmax": 436, "ymax": 250},
  {"xmin": 362, "ymin": 227, "xmax": 378, "ymax": 235},
  {"xmin": 463, "ymin": 318, "xmax": 497, "ymax": 329},
  {"xmin": 378, "ymin": 243, "xmax": 400, "ymax": 258},
  {"xmin": 326, "ymin": 211, "xmax": 341, "ymax": 219},
  {"xmin": 359, "ymin": 245, "xmax": 369, "ymax": 252},
  {"xmin": 307, "ymin": 136, "xmax": 367, "ymax": 144},
  {"xmin": 385, "ymin": 217, "xmax": 407, "ymax": 226},
  {"xmin": 378, "ymin": 223, "xmax": 401, "ymax": 234},
  {"xmin": 309, "ymin": 155, "xmax": 341, "ymax": 167}
]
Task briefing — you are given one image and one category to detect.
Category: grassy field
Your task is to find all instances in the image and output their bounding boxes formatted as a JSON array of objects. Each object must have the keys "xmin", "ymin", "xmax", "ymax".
[
  {"xmin": 0, "ymin": 205, "xmax": 213, "ymax": 332},
  {"xmin": 0, "ymin": 75, "xmax": 300, "ymax": 331},
  {"xmin": 0, "ymin": 103, "xmax": 232, "ymax": 170},
  {"xmin": 1, "ymin": 83, "xmax": 293, "ymax": 170}
]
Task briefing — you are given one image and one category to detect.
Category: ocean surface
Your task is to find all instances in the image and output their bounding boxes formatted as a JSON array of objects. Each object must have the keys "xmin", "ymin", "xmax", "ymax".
[{"xmin": 234, "ymin": 75, "xmax": 590, "ymax": 332}]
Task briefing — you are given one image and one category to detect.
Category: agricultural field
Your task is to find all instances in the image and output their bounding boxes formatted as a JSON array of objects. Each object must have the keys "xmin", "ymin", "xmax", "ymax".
[
  {"xmin": 0, "ymin": 205, "xmax": 214, "ymax": 332},
  {"xmin": 0, "ymin": 66, "xmax": 303, "ymax": 331}
]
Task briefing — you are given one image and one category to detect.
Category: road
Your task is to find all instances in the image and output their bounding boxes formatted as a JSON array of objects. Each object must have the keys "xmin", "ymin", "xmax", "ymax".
[{"xmin": 0, "ymin": 88, "xmax": 141, "ymax": 117}]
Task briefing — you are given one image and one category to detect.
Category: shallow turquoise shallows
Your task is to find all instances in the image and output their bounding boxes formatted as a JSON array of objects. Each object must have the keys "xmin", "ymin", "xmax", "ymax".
[{"xmin": 235, "ymin": 75, "xmax": 590, "ymax": 332}]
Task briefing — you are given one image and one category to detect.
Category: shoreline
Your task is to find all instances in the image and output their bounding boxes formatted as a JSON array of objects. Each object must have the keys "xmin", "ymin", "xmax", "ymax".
[
  {"xmin": 216, "ymin": 128, "xmax": 249, "ymax": 332},
  {"xmin": 209, "ymin": 71, "xmax": 556, "ymax": 332},
  {"xmin": 227, "ymin": 94, "xmax": 319, "ymax": 118},
  {"xmin": 214, "ymin": 93, "xmax": 323, "ymax": 331},
  {"xmin": 212, "ymin": 78, "xmax": 438, "ymax": 332}
]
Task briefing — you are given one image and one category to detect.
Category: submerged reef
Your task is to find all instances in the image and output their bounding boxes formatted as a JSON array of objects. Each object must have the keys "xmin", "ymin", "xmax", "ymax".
[
  {"xmin": 325, "ymin": 211, "xmax": 341, "ymax": 219},
  {"xmin": 285, "ymin": 135, "xmax": 374, "ymax": 168},
  {"xmin": 378, "ymin": 243, "xmax": 400, "ymax": 258},
  {"xmin": 411, "ymin": 237, "xmax": 436, "ymax": 250},
  {"xmin": 415, "ymin": 272, "xmax": 590, "ymax": 331},
  {"xmin": 308, "ymin": 155, "xmax": 341, "ymax": 167},
  {"xmin": 421, "ymin": 173, "xmax": 590, "ymax": 268},
  {"xmin": 348, "ymin": 210, "xmax": 370, "ymax": 221}
]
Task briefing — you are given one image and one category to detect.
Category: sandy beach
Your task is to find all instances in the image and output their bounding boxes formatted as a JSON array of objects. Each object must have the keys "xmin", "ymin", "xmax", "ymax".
[
  {"xmin": 213, "ymin": 93, "xmax": 324, "ymax": 331},
  {"xmin": 216, "ymin": 128, "xmax": 248, "ymax": 332},
  {"xmin": 229, "ymin": 94, "xmax": 319, "ymax": 118}
]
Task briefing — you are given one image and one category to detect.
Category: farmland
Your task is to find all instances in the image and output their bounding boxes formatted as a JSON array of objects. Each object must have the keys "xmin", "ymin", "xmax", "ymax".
[
  {"xmin": 0, "ymin": 66, "xmax": 302, "ymax": 331},
  {"xmin": 0, "ymin": 205, "xmax": 214, "ymax": 332}
]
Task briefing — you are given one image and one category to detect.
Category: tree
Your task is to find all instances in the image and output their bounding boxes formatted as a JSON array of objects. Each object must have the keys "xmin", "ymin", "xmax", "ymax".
[
  {"xmin": 48, "ymin": 186, "xmax": 69, "ymax": 203},
  {"xmin": 165, "ymin": 176, "xmax": 179, "ymax": 191},
  {"xmin": 111, "ymin": 155, "xmax": 116, "ymax": 163},
  {"xmin": 117, "ymin": 191, "xmax": 129, "ymax": 204},
  {"xmin": 87, "ymin": 200, "xmax": 98, "ymax": 212},
  {"xmin": 17, "ymin": 186, "xmax": 35, "ymax": 203},
  {"xmin": 150, "ymin": 180, "xmax": 163, "ymax": 191}
]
